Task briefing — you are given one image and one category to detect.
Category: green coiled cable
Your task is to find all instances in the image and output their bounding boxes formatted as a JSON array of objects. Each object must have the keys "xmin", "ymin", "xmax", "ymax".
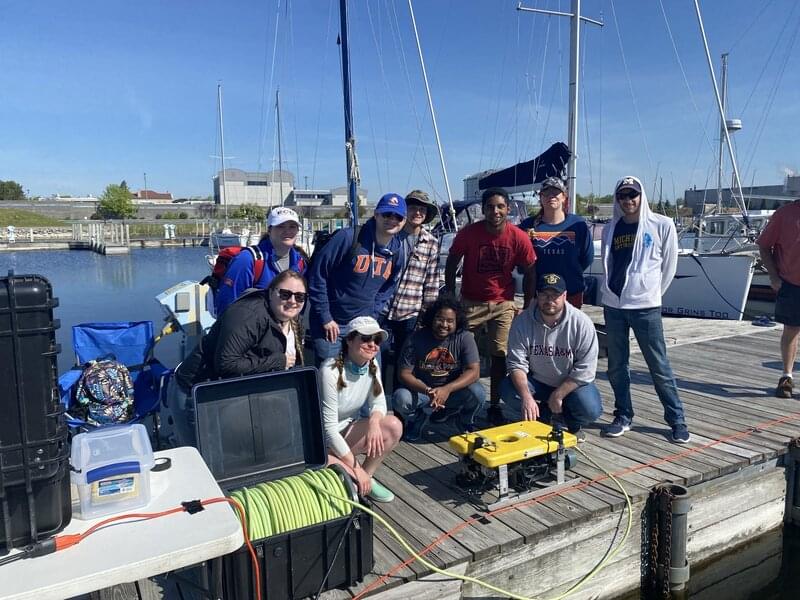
[{"xmin": 230, "ymin": 468, "xmax": 353, "ymax": 541}]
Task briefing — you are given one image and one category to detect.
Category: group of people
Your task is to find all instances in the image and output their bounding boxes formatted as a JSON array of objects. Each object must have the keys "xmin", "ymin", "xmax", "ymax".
[{"xmin": 164, "ymin": 174, "xmax": 800, "ymax": 504}]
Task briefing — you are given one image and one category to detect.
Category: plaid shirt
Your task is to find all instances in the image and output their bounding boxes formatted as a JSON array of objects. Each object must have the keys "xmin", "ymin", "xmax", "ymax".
[{"xmin": 386, "ymin": 227, "xmax": 441, "ymax": 321}]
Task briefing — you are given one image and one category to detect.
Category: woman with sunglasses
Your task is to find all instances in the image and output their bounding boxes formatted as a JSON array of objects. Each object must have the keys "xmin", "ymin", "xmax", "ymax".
[
  {"xmin": 319, "ymin": 316, "xmax": 402, "ymax": 503},
  {"xmin": 166, "ymin": 270, "xmax": 308, "ymax": 447}
]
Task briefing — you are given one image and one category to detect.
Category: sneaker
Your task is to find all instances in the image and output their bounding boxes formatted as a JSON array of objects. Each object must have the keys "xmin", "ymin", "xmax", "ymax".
[
  {"xmin": 776, "ymin": 376, "xmax": 794, "ymax": 399},
  {"xmin": 402, "ymin": 415, "xmax": 426, "ymax": 442},
  {"xmin": 671, "ymin": 424, "xmax": 691, "ymax": 444},
  {"xmin": 604, "ymin": 416, "xmax": 631, "ymax": 438},
  {"xmin": 486, "ymin": 404, "xmax": 506, "ymax": 426},
  {"xmin": 430, "ymin": 408, "xmax": 452, "ymax": 424},
  {"xmin": 367, "ymin": 479, "xmax": 394, "ymax": 503}
]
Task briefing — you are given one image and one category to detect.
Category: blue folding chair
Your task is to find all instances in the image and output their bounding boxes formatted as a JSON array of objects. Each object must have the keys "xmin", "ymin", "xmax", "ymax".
[{"xmin": 58, "ymin": 321, "xmax": 170, "ymax": 430}]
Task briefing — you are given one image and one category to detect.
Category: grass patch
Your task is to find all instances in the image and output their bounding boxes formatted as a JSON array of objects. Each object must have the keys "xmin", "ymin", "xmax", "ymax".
[{"xmin": 0, "ymin": 208, "xmax": 65, "ymax": 227}]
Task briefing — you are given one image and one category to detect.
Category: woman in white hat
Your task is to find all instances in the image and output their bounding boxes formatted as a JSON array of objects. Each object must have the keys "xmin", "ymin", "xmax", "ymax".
[
  {"xmin": 214, "ymin": 206, "xmax": 308, "ymax": 316},
  {"xmin": 319, "ymin": 316, "xmax": 402, "ymax": 502}
]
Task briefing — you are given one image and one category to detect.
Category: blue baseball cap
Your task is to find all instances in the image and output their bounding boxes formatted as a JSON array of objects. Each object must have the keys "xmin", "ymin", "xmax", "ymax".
[
  {"xmin": 375, "ymin": 193, "xmax": 407, "ymax": 218},
  {"xmin": 537, "ymin": 273, "xmax": 567, "ymax": 294}
]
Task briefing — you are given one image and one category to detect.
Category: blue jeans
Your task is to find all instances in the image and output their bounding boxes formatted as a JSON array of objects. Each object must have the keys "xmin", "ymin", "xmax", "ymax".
[
  {"xmin": 603, "ymin": 306, "xmax": 685, "ymax": 426},
  {"xmin": 313, "ymin": 334, "xmax": 342, "ymax": 366},
  {"xmin": 499, "ymin": 375, "xmax": 602, "ymax": 432},
  {"xmin": 162, "ymin": 376, "xmax": 196, "ymax": 448},
  {"xmin": 381, "ymin": 316, "xmax": 417, "ymax": 386},
  {"xmin": 392, "ymin": 382, "xmax": 486, "ymax": 427}
]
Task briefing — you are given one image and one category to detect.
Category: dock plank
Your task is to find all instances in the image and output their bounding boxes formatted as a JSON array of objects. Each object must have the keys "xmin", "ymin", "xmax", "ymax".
[{"xmin": 329, "ymin": 325, "xmax": 799, "ymax": 599}]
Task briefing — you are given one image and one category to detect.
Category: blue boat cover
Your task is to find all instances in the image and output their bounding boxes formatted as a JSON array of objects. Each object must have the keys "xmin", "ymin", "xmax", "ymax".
[{"xmin": 478, "ymin": 142, "xmax": 571, "ymax": 190}]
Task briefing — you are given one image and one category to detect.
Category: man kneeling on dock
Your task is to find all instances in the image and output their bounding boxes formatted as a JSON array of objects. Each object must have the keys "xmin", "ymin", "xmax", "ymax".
[{"xmin": 499, "ymin": 273, "xmax": 602, "ymax": 441}]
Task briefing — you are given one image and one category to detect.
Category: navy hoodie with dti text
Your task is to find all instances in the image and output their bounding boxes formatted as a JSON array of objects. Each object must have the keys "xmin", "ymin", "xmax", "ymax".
[{"xmin": 307, "ymin": 218, "xmax": 405, "ymax": 338}]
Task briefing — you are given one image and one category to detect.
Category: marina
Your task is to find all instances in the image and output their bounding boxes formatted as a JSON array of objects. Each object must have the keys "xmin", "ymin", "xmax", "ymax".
[
  {"xmin": 2, "ymin": 0, "xmax": 799, "ymax": 598},
  {"xmin": 2, "ymin": 244, "xmax": 798, "ymax": 600}
]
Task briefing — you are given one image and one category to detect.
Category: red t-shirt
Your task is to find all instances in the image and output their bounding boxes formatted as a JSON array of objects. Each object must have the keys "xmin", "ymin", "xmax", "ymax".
[
  {"xmin": 450, "ymin": 221, "xmax": 536, "ymax": 302},
  {"xmin": 757, "ymin": 202, "xmax": 800, "ymax": 286}
]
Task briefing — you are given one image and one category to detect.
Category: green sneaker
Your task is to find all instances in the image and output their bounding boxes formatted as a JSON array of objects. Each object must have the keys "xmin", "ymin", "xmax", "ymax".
[{"xmin": 368, "ymin": 479, "xmax": 395, "ymax": 503}]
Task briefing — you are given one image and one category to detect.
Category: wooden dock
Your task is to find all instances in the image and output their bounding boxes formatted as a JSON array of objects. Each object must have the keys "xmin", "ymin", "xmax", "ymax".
[
  {"xmin": 322, "ymin": 319, "xmax": 798, "ymax": 600},
  {"xmin": 80, "ymin": 316, "xmax": 798, "ymax": 600}
]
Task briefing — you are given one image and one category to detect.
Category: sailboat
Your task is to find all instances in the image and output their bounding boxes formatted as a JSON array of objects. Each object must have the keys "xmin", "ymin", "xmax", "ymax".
[{"xmin": 513, "ymin": 2, "xmax": 757, "ymax": 321}]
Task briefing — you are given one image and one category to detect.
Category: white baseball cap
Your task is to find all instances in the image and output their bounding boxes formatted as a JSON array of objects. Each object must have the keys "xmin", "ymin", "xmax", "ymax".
[
  {"xmin": 267, "ymin": 207, "xmax": 301, "ymax": 227},
  {"xmin": 342, "ymin": 316, "xmax": 388, "ymax": 344}
]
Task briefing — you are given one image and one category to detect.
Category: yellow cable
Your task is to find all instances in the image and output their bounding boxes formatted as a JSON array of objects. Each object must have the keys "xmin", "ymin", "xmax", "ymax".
[{"xmin": 308, "ymin": 446, "xmax": 633, "ymax": 600}]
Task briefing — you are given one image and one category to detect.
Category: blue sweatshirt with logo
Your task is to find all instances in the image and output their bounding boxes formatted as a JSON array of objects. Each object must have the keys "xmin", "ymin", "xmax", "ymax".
[
  {"xmin": 307, "ymin": 218, "xmax": 405, "ymax": 338},
  {"xmin": 519, "ymin": 213, "xmax": 593, "ymax": 295}
]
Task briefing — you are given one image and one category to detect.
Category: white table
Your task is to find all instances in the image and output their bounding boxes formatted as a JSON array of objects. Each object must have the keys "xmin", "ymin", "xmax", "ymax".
[{"xmin": 1, "ymin": 447, "xmax": 244, "ymax": 600}]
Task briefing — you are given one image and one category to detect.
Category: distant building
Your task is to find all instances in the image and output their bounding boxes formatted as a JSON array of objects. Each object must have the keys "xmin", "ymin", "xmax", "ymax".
[
  {"xmin": 49, "ymin": 194, "xmax": 99, "ymax": 202},
  {"xmin": 330, "ymin": 186, "xmax": 368, "ymax": 208},
  {"xmin": 287, "ymin": 189, "xmax": 333, "ymax": 207},
  {"xmin": 212, "ymin": 168, "xmax": 372, "ymax": 210},
  {"xmin": 133, "ymin": 189, "xmax": 173, "ymax": 203},
  {"xmin": 684, "ymin": 174, "xmax": 800, "ymax": 214},
  {"xmin": 213, "ymin": 168, "xmax": 294, "ymax": 207}
]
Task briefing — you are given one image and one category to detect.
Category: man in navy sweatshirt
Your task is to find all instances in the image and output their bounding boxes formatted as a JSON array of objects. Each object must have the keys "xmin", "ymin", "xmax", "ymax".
[{"xmin": 308, "ymin": 193, "xmax": 407, "ymax": 364}]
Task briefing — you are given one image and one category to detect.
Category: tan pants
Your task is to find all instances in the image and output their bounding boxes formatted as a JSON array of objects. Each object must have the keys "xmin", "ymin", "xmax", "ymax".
[{"xmin": 463, "ymin": 299, "xmax": 516, "ymax": 356}]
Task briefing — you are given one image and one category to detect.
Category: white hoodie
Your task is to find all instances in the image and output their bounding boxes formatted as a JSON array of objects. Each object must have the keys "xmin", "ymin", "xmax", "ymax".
[{"xmin": 600, "ymin": 176, "xmax": 678, "ymax": 309}]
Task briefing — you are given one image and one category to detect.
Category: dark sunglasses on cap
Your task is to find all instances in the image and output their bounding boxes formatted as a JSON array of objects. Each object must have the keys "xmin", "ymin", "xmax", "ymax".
[
  {"xmin": 616, "ymin": 190, "xmax": 640, "ymax": 200},
  {"xmin": 276, "ymin": 289, "xmax": 307, "ymax": 303},
  {"xmin": 356, "ymin": 333, "xmax": 382, "ymax": 344},
  {"xmin": 380, "ymin": 212, "xmax": 404, "ymax": 221}
]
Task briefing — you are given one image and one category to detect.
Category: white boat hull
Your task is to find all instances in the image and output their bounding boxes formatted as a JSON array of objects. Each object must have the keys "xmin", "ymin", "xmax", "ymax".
[{"xmin": 587, "ymin": 249, "xmax": 755, "ymax": 321}]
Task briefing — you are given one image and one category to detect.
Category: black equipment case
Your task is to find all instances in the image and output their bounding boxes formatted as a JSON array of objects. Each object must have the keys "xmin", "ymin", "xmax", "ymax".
[
  {"xmin": 0, "ymin": 274, "xmax": 71, "ymax": 549},
  {"xmin": 193, "ymin": 368, "xmax": 374, "ymax": 599}
]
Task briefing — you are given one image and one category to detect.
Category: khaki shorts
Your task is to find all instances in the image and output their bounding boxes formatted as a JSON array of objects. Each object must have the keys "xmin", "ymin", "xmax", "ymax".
[{"xmin": 463, "ymin": 299, "xmax": 516, "ymax": 356}]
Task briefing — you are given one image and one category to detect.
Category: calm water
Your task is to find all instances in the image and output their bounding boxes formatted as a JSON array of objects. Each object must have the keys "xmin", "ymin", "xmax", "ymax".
[
  {"xmin": 1, "ymin": 247, "xmax": 797, "ymax": 597},
  {"xmin": 1, "ymin": 247, "xmax": 210, "ymax": 371}
]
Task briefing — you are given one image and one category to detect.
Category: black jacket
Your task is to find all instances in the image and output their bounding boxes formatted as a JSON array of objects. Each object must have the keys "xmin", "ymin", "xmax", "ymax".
[{"xmin": 175, "ymin": 291, "xmax": 291, "ymax": 392}]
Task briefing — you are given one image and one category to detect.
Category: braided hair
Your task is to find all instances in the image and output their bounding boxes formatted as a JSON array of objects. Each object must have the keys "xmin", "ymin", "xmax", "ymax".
[{"xmin": 334, "ymin": 335, "xmax": 383, "ymax": 397}]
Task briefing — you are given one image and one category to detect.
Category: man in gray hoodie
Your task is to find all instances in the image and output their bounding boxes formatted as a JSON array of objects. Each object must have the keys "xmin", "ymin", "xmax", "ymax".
[
  {"xmin": 500, "ymin": 273, "xmax": 602, "ymax": 439},
  {"xmin": 600, "ymin": 176, "xmax": 690, "ymax": 443}
]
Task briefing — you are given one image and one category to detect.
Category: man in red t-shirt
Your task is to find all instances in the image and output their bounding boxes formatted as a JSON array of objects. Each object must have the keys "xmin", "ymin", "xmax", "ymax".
[
  {"xmin": 445, "ymin": 187, "xmax": 537, "ymax": 424},
  {"xmin": 757, "ymin": 199, "xmax": 800, "ymax": 398}
]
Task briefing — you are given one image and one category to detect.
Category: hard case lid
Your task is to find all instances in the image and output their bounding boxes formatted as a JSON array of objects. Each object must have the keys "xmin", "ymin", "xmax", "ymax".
[{"xmin": 192, "ymin": 368, "xmax": 326, "ymax": 490}]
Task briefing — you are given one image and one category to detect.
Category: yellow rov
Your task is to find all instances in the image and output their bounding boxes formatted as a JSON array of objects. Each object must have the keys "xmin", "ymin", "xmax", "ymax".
[{"xmin": 449, "ymin": 421, "xmax": 581, "ymax": 510}]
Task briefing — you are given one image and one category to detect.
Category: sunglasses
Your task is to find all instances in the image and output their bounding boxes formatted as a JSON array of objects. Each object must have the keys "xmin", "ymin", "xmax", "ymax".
[
  {"xmin": 616, "ymin": 191, "xmax": 640, "ymax": 200},
  {"xmin": 276, "ymin": 289, "xmax": 307, "ymax": 303},
  {"xmin": 356, "ymin": 334, "xmax": 382, "ymax": 344},
  {"xmin": 380, "ymin": 212, "xmax": 405, "ymax": 221}
]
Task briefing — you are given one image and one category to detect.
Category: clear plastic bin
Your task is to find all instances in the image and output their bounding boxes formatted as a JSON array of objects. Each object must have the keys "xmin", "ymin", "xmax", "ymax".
[{"xmin": 70, "ymin": 424, "xmax": 155, "ymax": 519}]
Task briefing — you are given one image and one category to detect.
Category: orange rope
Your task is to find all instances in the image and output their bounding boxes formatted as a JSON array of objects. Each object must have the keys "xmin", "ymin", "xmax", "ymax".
[
  {"xmin": 53, "ymin": 497, "xmax": 263, "ymax": 600},
  {"xmin": 352, "ymin": 409, "xmax": 800, "ymax": 599}
]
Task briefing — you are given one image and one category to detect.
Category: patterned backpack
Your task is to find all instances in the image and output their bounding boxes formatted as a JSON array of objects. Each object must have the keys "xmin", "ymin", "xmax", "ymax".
[{"xmin": 74, "ymin": 359, "xmax": 135, "ymax": 426}]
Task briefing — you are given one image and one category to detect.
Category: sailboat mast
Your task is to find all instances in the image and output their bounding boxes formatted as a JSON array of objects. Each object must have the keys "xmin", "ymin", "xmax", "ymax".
[
  {"xmin": 517, "ymin": 2, "xmax": 601, "ymax": 209},
  {"xmin": 566, "ymin": 0, "xmax": 581, "ymax": 211},
  {"xmin": 217, "ymin": 83, "xmax": 228, "ymax": 221},
  {"xmin": 276, "ymin": 88, "xmax": 285, "ymax": 208},
  {"xmin": 716, "ymin": 53, "xmax": 729, "ymax": 213},
  {"xmin": 693, "ymin": 0, "xmax": 747, "ymax": 221},
  {"xmin": 338, "ymin": 0, "xmax": 359, "ymax": 227}
]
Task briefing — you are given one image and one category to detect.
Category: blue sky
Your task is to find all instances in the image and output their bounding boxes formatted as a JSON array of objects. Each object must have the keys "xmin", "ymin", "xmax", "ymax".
[{"xmin": 1, "ymin": 0, "xmax": 798, "ymax": 202}]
